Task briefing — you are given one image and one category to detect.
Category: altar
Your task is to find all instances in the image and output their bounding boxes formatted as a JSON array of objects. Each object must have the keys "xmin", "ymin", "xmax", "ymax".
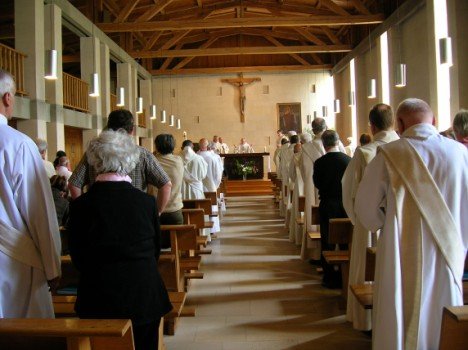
[{"xmin": 222, "ymin": 153, "xmax": 270, "ymax": 180}]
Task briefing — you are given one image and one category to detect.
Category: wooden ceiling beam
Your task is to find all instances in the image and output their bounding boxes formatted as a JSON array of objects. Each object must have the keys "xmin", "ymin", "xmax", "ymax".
[
  {"xmin": 265, "ymin": 36, "xmax": 310, "ymax": 66},
  {"xmin": 113, "ymin": 0, "xmax": 141, "ymax": 23},
  {"xmin": 350, "ymin": 0, "xmax": 372, "ymax": 15},
  {"xmin": 294, "ymin": 28, "xmax": 326, "ymax": 45},
  {"xmin": 97, "ymin": 14, "xmax": 385, "ymax": 32},
  {"xmin": 321, "ymin": 26, "xmax": 342, "ymax": 45},
  {"xmin": 320, "ymin": 0, "xmax": 350, "ymax": 16},
  {"xmin": 144, "ymin": 31, "xmax": 164, "ymax": 50},
  {"xmin": 151, "ymin": 64, "xmax": 333, "ymax": 75},
  {"xmin": 160, "ymin": 30, "xmax": 192, "ymax": 50},
  {"xmin": 197, "ymin": 0, "xmax": 203, "ymax": 8},
  {"xmin": 160, "ymin": 43, "xmax": 183, "ymax": 71},
  {"xmin": 103, "ymin": 0, "xmax": 120, "ymax": 18},
  {"xmin": 135, "ymin": 0, "xmax": 176, "ymax": 22},
  {"xmin": 174, "ymin": 37, "xmax": 220, "ymax": 69},
  {"xmin": 130, "ymin": 44, "xmax": 352, "ymax": 58}
]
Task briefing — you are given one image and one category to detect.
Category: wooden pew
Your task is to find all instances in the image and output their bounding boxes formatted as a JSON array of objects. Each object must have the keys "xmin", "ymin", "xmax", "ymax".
[
  {"xmin": 182, "ymin": 199, "xmax": 215, "ymax": 235},
  {"xmin": 0, "ymin": 318, "xmax": 135, "ymax": 350},
  {"xmin": 439, "ymin": 306, "xmax": 468, "ymax": 350},
  {"xmin": 182, "ymin": 208, "xmax": 212, "ymax": 253},
  {"xmin": 307, "ymin": 205, "xmax": 321, "ymax": 241},
  {"xmin": 322, "ymin": 218, "xmax": 353, "ymax": 298},
  {"xmin": 295, "ymin": 196, "xmax": 305, "ymax": 226}
]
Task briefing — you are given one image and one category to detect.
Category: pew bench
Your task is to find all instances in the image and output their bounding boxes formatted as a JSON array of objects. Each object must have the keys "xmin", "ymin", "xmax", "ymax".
[
  {"xmin": 439, "ymin": 305, "xmax": 468, "ymax": 350},
  {"xmin": 0, "ymin": 318, "xmax": 135, "ymax": 350},
  {"xmin": 349, "ymin": 282, "xmax": 374, "ymax": 310}
]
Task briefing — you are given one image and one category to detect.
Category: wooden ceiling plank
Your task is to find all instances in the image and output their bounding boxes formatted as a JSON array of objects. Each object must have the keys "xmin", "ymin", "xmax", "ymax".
[
  {"xmin": 174, "ymin": 37, "xmax": 219, "ymax": 69},
  {"xmin": 103, "ymin": 0, "xmax": 120, "ymax": 18},
  {"xmin": 151, "ymin": 64, "xmax": 333, "ymax": 75},
  {"xmin": 135, "ymin": 0, "xmax": 177, "ymax": 22},
  {"xmin": 97, "ymin": 14, "xmax": 385, "ymax": 32},
  {"xmin": 310, "ymin": 53, "xmax": 324, "ymax": 64},
  {"xmin": 129, "ymin": 44, "xmax": 352, "ymax": 58},
  {"xmin": 350, "ymin": 0, "xmax": 371, "ymax": 15},
  {"xmin": 114, "ymin": 0, "xmax": 141, "ymax": 23},
  {"xmin": 197, "ymin": 0, "xmax": 203, "ymax": 8},
  {"xmin": 134, "ymin": 31, "xmax": 147, "ymax": 48},
  {"xmin": 294, "ymin": 28, "xmax": 326, "ymax": 45},
  {"xmin": 160, "ymin": 30, "xmax": 191, "ymax": 50},
  {"xmin": 320, "ymin": 0, "xmax": 350, "ymax": 16},
  {"xmin": 321, "ymin": 26, "xmax": 342, "ymax": 45},
  {"xmin": 265, "ymin": 36, "xmax": 310, "ymax": 66}
]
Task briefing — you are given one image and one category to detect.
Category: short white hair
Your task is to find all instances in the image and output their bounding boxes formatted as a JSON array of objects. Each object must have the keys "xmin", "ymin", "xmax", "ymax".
[
  {"xmin": 34, "ymin": 138, "xmax": 48, "ymax": 154},
  {"xmin": 0, "ymin": 69, "xmax": 16, "ymax": 98},
  {"xmin": 299, "ymin": 133, "xmax": 312, "ymax": 143},
  {"xmin": 87, "ymin": 130, "xmax": 139, "ymax": 175}
]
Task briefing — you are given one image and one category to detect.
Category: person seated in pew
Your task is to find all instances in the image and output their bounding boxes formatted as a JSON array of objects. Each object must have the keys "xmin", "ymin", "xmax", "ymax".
[
  {"xmin": 148, "ymin": 134, "xmax": 184, "ymax": 248},
  {"xmin": 68, "ymin": 130, "xmax": 172, "ymax": 350},
  {"xmin": 49, "ymin": 175, "xmax": 70, "ymax": 227},
  {"xmin": 342, "ymin": 103, "xmax": 399, "ymax": 331},
  {"xmin": 355, "ymin": 98, "xmax": 468, "ymax": 350},
  {"xmin": 313, "ymin": 130, "xmax": 351, "ymax": 289},
  {"xmin": 180, "ymin": 140, "xmax": 208, "ymax": 199}
]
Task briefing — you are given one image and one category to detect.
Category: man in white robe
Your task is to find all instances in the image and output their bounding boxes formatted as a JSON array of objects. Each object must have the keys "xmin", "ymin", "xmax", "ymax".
[
  {"xmin": 288, "ymin": 142, "xmax": 304, "ymax": 245},
  {"xmin": 198, "ymin": 138, "xmax": 223, "ymax": 192},
  {"xmin": 299, "ymin": 118, "xmax": 326, "ymax": 261},
  {"xmin": 355, "ymin": 99, "xmax": 468, "ymax": 350},
  {"xmin": 180, "ymin": 140, "xmax": 208, "ymax": 199},
  {"xmin": 279, "ymin": 134, "xmax": 296, "ymax": 227},
  {"xmin": 238, "ymin": 138, "xmax": 254, "ymax": 153},
  {"xmin": 218, "ymin": 137, "xmax": 230, "ymax": 154},
  {"xmin": 34, "ymin": 138, "xmax": 56, "ymax": 178},
  {"xmin": 342, "ymin": 103, "xmax": 399, "ymax": 331},
  {"xmin": 0, "ymin": 69, "xmax": 61, "ymax": 318}
]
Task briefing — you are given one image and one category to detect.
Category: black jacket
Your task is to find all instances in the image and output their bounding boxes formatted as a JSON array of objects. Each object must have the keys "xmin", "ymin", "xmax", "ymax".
[{"xmin": 68, "ymin": 181, "xmax": 172, "ymax": 325}]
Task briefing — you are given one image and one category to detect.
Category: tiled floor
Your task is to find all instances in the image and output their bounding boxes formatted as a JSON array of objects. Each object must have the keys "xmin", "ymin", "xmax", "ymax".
[{"xmin": 164, "ymin": 196, "xmax": 371, "ymax": 350}]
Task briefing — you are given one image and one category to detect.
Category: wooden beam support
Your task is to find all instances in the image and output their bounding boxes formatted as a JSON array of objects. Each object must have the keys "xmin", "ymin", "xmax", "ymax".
[
  {"xmin": 144, "ymin": 32, "xmax": 163, "ymax": 50},
  {"xmin": 159, "ymin": 30, "xmax": 191, "ymax": 50},
  {"xmin": 160, "ymin": 43, "xmax": 183, "ymax": 71},
  {"xmin": 114, "ymin": 0, "xmax": 141, "ymax": 23},
  {"xmin": 135, "ymin": 0, "xmax": 176, "ymax": 22},
  {"xmin": 197, "ymin": 0, "xmax": 203, "ymax": 7},
  {"xmin": 294, "ymin": 28, "xmax": 326, "ymax": 45},
  {"xmin": 97, "ymin": 14, "xmax": 385, "ymax": 32},
  {"xmin": 320, "ymin": 0, "xmax": 350, "ymax": 16},
  {"xmin": 350, "ymin": 0, "xmax": 371, "ymax": 15},
  {"xmin": 321, "ymin": 26, "xmax": 342, "ymax": 45},
  {"xmin": 173, "ymin": 37, "xmax": 219, "ymax": 69},
  {"xmin": 151, "ymin": 64, "xmax": 333, "ymax": 75},
  {"xmin": 265, "ymin": 36, "xmax": 310, "ymax": 66},
  {"xmin": 129, "ymin": 45, "xmax": 352, "ymax": 58}
]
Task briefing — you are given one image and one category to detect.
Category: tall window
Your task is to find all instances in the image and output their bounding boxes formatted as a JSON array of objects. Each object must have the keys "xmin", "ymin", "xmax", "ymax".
[
  {"xmin": 433, "ymin": 0, "xmax": 451, "ymax": 130},
  {"xmin": 380, "ymin": 32, "xmax": 390, "ymax": 105}
]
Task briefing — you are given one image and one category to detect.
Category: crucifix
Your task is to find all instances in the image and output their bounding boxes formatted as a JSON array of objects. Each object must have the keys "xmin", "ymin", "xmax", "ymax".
[{"xmin": 221, "ymin": 73, "xmax": 261, "ymax": 122}]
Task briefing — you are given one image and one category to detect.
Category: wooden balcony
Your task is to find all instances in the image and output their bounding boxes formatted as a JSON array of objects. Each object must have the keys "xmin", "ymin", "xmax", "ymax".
[
  {"xmin": 63, "ymin": 72, "xmax": 89, "ymax": 113},
  {"xmin": 0, "ymin": 43, "xmax": 27, "ymax": 95},
  {"xmin": 110, "ymin": 93, "xmax": 118, "ymax": 111}
]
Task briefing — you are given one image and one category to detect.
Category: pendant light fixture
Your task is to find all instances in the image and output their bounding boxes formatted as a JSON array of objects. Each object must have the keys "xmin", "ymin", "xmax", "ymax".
[
  {"xmin": 45, "ymin": 50, "xmax": 58, "ymax": 80},
  {"xmin": 89, "ymin": 22, "xmax": 99, "ymax": 97},
  {"xmin": 136, "ymin": 96, "xmax": 143, "ymax": 114},
  {"xmin": 150, "ymin": 105, "xmax": 157, "ymax": 120},
  {"xmin": 439, "ymin": 37, "xmax": 453, "ymax": 66},
  {"xmin": 313, "ymin": 111, "xmax": 318, "ymax": 119},
  {"xmin": 161, "ymin": 110, "xmax": 167, "ymax": 123},
  {"xmin": 177, "ymin": 118, "xmax": 181, "ymax": 129},
  {"xmin": 161, "ymin": 76, "xmax": 166, "ymax": 123},
  {"xmin": 348, "ymin": 91, "xmax": 355, "ymax": 106},
  {"xmin": 44, "ymin": 8, "xmax": 57, "ymax": 80},
  {"xmin": 333, "ymin": 99, "xmax": 341, "ymax": 114},
  {"xmin": 322, "ymin": 106, "xmax": 328, "ymax": 118},
  {"xmin": 394, "ymin": 2, "xmax": 406, "ymax": 88},
  {"xmin": 170, "ymin": 114, "xmax": 175, "ymax": 127},
  {"xmin": 116, "ymin": 87, "xmax": 125, "ymax": 107},
  {"xmin": 367, "ymin": 79, "xmax": 377, "ymax": 98}
]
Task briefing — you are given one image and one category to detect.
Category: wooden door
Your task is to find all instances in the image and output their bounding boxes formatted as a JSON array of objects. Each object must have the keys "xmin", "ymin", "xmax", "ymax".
[{"xmin": 64, "ymin": 126, "xmax": 83, "ymax": 171}]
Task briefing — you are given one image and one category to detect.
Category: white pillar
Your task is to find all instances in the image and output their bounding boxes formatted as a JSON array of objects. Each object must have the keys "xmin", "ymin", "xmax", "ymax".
[{"xmin": 100, "ymin": 42, "xmax": 111, "ymax": 119}]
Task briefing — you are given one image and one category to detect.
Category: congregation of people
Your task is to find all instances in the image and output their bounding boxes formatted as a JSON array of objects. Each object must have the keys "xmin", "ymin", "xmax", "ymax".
[
  {"xmin": 274, "ymin": 99, "xmax": 467, "ymax": 349},
  {"xmin": 1, "ymin": 62, "xmax": 468, "ymax": 350}
]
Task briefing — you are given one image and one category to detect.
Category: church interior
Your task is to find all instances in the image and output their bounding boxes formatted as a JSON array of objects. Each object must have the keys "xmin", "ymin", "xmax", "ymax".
[{"xmin": 0, "ymin": 0, "xmax": 467, "ymax": 349}]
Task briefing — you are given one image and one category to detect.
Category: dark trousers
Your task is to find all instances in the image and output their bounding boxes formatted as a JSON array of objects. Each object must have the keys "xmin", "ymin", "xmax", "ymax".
[
  {"xmin": 133, "ymin": 319, "xmax": 161, "ymax": 350},
  {"xmin": 319, "ymin": 199, "xmax": 348, "ymax": 288},
  {"xmin": 160, "ymin": 210, "xmax": 184, "ymax": 248}
]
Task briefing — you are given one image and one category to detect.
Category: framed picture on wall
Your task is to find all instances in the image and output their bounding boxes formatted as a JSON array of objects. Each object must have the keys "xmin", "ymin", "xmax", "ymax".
[{"xmin": 277, "ymin": 103, "xmax": 302, "ymax": 134}]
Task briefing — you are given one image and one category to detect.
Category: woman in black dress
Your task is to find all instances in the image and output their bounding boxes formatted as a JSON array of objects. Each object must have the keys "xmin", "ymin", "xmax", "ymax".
[{"xmin": 68, "ymin": 130, "xmax": 172, "ymax": 350}]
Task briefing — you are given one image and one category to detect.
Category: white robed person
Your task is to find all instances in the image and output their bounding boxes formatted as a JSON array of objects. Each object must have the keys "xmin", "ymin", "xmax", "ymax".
[
  {"xmin": 180, "ymin": 140, "xmax": 208, "ymax": 200},
  {"xmin": 355, "ymin": 98, "xmax": 468, "ymax": 350},
  {"xmin": 198, "ymin": 138, "xmax": 223, "ymax": 192},
  {"xmin": 298, "ymin": 118, "xmax": 326, "ymax": 261},
  {"xmin": 278, "ymin": 133, "xmax": 297, "ymax": 228},
  {"xmin": 342, "ymin": 103, "xmax": 399, "ymax": 331},
  {"xmin": 238, "ymin": 138, "xmax": 254, "ymax": 153},
  {"xmin": 0, "ymin": 69, "xmax": 61, "ymax": 318}
]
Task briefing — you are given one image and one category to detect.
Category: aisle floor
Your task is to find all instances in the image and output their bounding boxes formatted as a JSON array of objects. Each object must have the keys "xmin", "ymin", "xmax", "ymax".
[{"xmin": 164, "ymin": 196, "xmax": 371, "ymax": 350}]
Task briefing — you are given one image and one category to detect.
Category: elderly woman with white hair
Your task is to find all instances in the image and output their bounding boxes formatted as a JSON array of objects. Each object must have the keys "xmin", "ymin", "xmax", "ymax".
[{"xmin": 68, "ymin": 130, "xmax": 172, "ymax": 350}]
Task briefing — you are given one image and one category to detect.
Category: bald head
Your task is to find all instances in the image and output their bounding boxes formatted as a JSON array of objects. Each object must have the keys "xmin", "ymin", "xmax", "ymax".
[
  {"xmin": 199, "ymin": 138, "xmax": 209, "ymax": 151},
  {"xmin": 312, "ymin": 118, "xmax": 327, "ymax": 135},
  {"xmin": 396, "ymin": 98, "xmax": 434, "ymax": 134}
]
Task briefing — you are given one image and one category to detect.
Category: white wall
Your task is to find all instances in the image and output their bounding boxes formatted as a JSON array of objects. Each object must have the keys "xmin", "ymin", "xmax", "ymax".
[{"xmin": 151, "ymin": 71, "xmax": 335, "ymax": 154}]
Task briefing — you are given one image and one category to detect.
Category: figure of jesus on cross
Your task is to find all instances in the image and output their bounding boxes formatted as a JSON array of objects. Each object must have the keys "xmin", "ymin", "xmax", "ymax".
[{"xmin": 221, "ymin": 73, "xmax": 261, "ymax": 123}]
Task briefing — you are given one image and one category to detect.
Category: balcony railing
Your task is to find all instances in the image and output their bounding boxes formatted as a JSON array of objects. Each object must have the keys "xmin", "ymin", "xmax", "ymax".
[
  {"xmin": 0, "ymin": 43, "xmax": 27, "ymax": 95},
  {"xmin": 63, "ymin": 72, "xmax": 89, "ymax": 113},
  {"xmin": 110, "ymin": 93, "xmax": 118, "ymax": 111}
]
